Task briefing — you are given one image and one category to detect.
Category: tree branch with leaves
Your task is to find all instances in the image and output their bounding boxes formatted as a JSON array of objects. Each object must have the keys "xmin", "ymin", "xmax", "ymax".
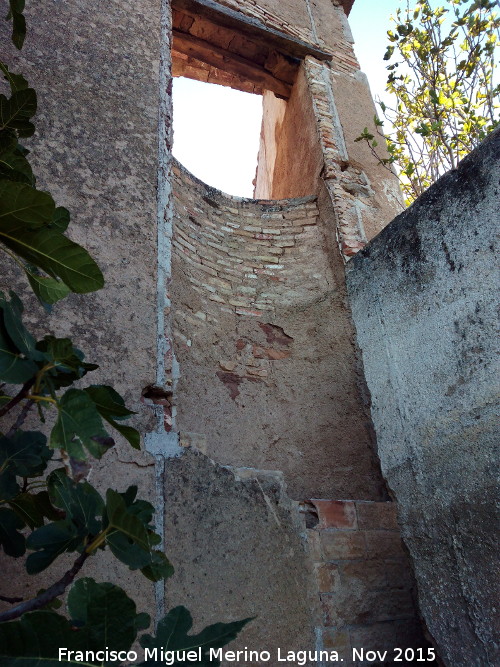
[{"xmin": 356, "ymin": 0, "xmax": 499, "ymax": 206}]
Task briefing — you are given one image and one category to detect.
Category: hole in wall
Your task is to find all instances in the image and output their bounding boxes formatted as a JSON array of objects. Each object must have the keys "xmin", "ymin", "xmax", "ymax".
[
  {"xmin": 141, "ymin": 385, "xmax": 173, "ymax": 405},
  {"xmin": 299, "ymin": 501, "xmax": 320, "ymax": 529},
  {"xmin": 172, "ymin": 77, "xmax": 263, "ymax": 198}
]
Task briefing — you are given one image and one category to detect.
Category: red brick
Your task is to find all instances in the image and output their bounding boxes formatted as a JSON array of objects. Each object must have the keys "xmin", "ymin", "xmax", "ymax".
[
  {"xmin": 342, "ymin": 240, "xmax": 365, "ymax": 256},
  {"xmin": 365, "ymin": 531, "xmax": 405, "ymax": 560},
  {"xmin": 252, "ymin": 345, "xmax": 266, "ymax": 359},
  {"xmin": 356, "ymin": 501, "xmax": 399, "ymax": 530},
  {"xmin": 311, "ymin": 500, "xmax": 357, "ymax": 529},
  {"xmin": 341, "ymin": 560, "xmax": 387, "ymax": 591},
  {"xmin": 320, "ymin": 530, "xmax": 365, "ymax": 560},
  {"xmin": 265, "ymin": 348, "xmax": 291, "ymax": 360}
]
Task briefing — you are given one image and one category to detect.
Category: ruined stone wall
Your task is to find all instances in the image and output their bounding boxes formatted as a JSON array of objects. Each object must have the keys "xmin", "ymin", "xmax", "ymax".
[
  {"xmin": 346, "ymin": 130, "xmax": 500, "ymax": 667},
  {"xmin": 241, "ymin": 0, "xmax": 404, "ymax": 257},
  {"xmin": 171, "ymin": 160, "xmax": 387, "ymax": 501},
  {"xmin": 162, "ymin": 450, "xmax": 318, "ymax": 661},
  {"xmin": 208, "ymin": 0, "xmax": 354, "ymax": 57},
  {"xmin": 1, "ymin": 0, "xmax": 428, "ymax": 660}
]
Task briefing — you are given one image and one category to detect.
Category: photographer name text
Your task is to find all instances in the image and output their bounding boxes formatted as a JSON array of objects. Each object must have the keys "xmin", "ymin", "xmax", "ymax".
[{"xmin": 58, "ymin": 646, "xmax": 436, "ymax": 664}]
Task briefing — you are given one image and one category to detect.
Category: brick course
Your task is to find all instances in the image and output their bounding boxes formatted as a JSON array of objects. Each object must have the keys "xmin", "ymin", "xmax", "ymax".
[
  {"xmin": 304, "ymin": 500, "xmax": 427, "ymax": 664},
  {"xmin": 172, "ymin": 160, "xmax": 329, "ymax": 318}
]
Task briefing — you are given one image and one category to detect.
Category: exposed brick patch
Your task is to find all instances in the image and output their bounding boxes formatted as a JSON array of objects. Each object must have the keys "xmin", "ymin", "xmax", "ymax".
[
  {"xmin": 311, "ymin": 499, "xmax": 357, "ymax": 529},
  {"xmin": 215, "ymin": 371, "xmax": 244, "ymax": 400},
  {"xmin": 258, "ymin": 322, "xmax": 293, "ymax": 346},
  {"xmin": 214, "ymin": 322, "xmax": 293, "ymax": 399},
  {"xmin": 141, "ymin": 385, "xmax": 173, "ymax": 431}
]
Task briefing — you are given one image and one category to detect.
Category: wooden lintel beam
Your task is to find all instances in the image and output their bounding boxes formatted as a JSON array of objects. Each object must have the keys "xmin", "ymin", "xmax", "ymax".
[
  {"xmin": 172, "ymin": 0, "xmax": 333, "ymax": 62},
  {"xmin": 173, "ymin": 29, "xmax": 292, "ymax": 98}
]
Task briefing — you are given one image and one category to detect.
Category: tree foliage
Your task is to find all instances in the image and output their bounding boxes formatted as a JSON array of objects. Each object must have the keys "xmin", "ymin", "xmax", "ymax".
[
  {"xmin": 357, "ymin": 0, "xmax": 499, "ymax": 205},
  {"xmin": 0, "ymin": 4, "xmax": 250, "ymax": 662}
]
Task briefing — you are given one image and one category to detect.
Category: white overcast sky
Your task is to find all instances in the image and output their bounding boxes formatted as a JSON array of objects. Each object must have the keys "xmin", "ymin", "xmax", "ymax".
[{"xmin": 171, "ymin": 0, "xmax": 450, "ymax": 196}]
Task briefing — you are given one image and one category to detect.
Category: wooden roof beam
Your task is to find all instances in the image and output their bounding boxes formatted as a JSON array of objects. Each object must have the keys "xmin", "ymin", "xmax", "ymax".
[
  {"xmin": 172, "ymin": 0, "xmax": 333, "ymax": 62},
  {"xmin": 173, "ymin": 29, "xmax": 293, "ymax": 98}
]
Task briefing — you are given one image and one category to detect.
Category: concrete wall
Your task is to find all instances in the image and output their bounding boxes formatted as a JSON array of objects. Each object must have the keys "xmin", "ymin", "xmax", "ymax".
[
  {"xmin": 162, "ymin": 449, "xmax": 318, "ymax": 662},
  {"xmin": 346, "ymin": 129, "xmax": 500, "ymax": 667},
  {"xmin": 0, "ymin": 0, "xmax": 161, "ymax": 613}
]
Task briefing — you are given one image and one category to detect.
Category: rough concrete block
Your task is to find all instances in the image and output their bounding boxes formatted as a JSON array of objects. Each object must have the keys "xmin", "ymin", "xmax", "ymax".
[
  {"xmin": 347, "ymin": 129, "xmax": 500, "ymax": 666},
  {"xmin": 163, "ymin": 449, "xmax": 317, "ymax": 654}
]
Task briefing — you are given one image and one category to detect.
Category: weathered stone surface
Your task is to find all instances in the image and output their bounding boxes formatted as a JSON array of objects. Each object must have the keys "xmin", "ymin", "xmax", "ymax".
[
  {"xmin": 346, "ymin": 129, "xmax": 500, "ymax": 667},
  {"xmin": 0, "ymin": 0, "xmax": 160, "ymax": 615},
  {"xmin": 162, "ymin": 448, "xmax": 317, "ymax": 663},
  {"xmin": 0, "ymin": 1, "xmax": 431, "ymax": 659}
]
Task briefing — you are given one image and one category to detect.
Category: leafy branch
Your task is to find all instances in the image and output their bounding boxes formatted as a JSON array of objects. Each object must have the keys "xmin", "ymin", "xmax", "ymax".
[
  {"xmin": 0, "ymin": 549, "xmax": 89, "ymax": 622},
  {"xmin": 356, "ymin": 0, "xmax": 499, "ymax": 206}
]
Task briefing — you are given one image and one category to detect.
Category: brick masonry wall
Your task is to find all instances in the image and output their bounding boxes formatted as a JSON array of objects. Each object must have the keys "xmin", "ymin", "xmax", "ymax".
[
  {"xmin": 304, "ymin": 56, "xmax": 384, "ymax": 258},
  {"xmin": 207, "ymin": 0, "xmax": 316, "ymax": 48},
  {"xmin": 207, "ymin": 0, "xmax": 357, "ymax": 68},
  {"xmin": 172, "ymin": 159, "xmax": 327, "ymax": 318},
  {"xmin": 170, "ymin": 159, "xmax": 389, "ymax": 501},
  {"xmin": 172, "ymin": 1, "xmax": 402, "ymax": 259},
  {"xmin": 304, "ymin": 500, "xmax": 427, "ymax": 665}
]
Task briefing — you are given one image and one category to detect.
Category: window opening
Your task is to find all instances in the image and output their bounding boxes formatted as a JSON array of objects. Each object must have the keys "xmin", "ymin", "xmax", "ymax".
[
  {"xmin": 170, "ymin": 0, "xmax": 331, "ymax": 199},
  {"xmin": 172, "ymin": 77, "xmax": 263, "ymax": 198}
]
